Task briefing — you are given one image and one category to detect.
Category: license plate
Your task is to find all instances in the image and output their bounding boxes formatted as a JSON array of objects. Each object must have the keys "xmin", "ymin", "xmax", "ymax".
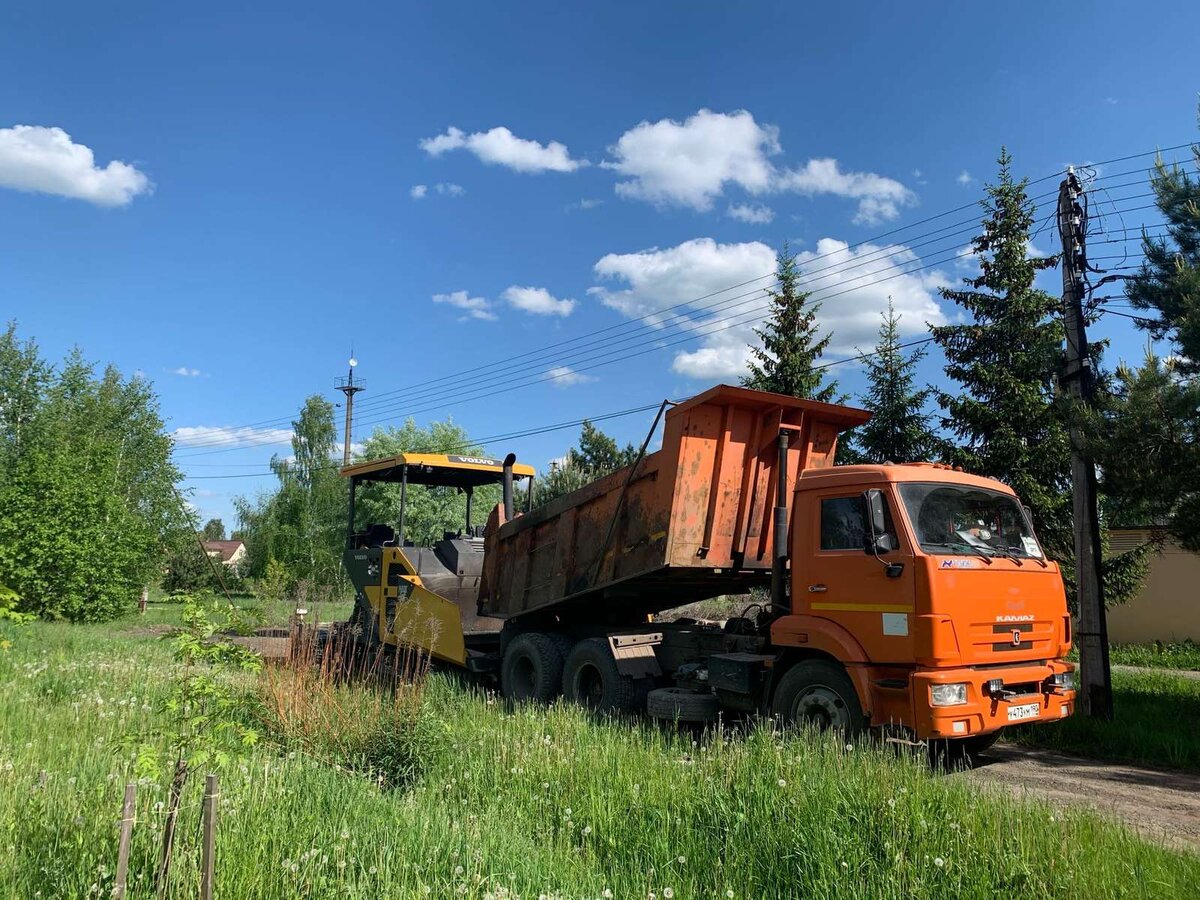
[{"xmin": 1007, "ymin": 702, "xmax": 1041, "ymax": 721}]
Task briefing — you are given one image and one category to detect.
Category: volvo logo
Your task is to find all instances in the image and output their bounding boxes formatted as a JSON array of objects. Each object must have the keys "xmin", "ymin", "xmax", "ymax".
[{"xmin": 1012, "ymin": 630, "xmax": 1023, "ymax": 646}]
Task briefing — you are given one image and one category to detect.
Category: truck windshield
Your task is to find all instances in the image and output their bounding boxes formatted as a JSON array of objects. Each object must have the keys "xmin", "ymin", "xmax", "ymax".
[{"xmin": 897, "ymin": 482, "xmax": 1043, "ymax": 559}]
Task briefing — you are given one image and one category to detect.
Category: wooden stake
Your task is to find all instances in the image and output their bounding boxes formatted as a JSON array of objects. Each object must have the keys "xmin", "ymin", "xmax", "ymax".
[
  {"xmin": 155, "ymin": 759, "xmax": 188, "ymax": 899},
  {"xmin": 113, "ymin": 783, "xmax": 137, "ymax": 899},
  {"xmin": 200, "ymin": 774, "xmax": 218, "ymax": 900}
]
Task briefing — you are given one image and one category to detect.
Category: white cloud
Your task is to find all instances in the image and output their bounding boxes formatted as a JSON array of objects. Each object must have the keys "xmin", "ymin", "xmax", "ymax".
[
  {"xmin": 0, "ymin": 125, "xmax": 151, "ymax": 206},
  {"xmin": 170, "ymin": 366, "xmax": 202, "ymax": 377},
  {"xmin": 566, "ymin": 197, "xmax": 604, "ymax": 212},
  {"xmin": 420, "ymin": 125, "xmax": 586, "ymax": 173},
  {"xmin": 433, "ymin": 290, "xmax": 496, "ymax": 321},
  {"xmin": 589, "ymin": 236, "xmax": 948, "ymax": 381},
  {"xmin": 775, "ymin": 159, "xmax": 916, "ymax": 225},
  {"xmin": 603, "ymin": 109, "xmax": 915, "ymax": 223},
  {"xmin": 173, "ymin": 425, "xmax": 293, "ymax": 449},
  {"xmin": 410, "ymin": 184, "xmax": 428, "ymax": 199},
  {"xmin": 503, "ymin": 285, "xmax": 576, "ymax": 317},
  {"xmin": 957, "ymin": 170, "xmax": 974, "ymax": 186},
  {"xmin": 436, "ymin": 182, "xmax": 465, "ymax": 196},
  {"xmin": 1105, "ymin": 97, "xmax": 1119, "ymax": 105},
  {"xmin": 605, "ymin": 109, "xmax": 779, "ymax": 210},
  {"xmin": 591, "ymin": 237, "xmax": 775, "ymax": 320},
  {"xmin": 727, "ymin": 203, "xmax": 775, "ymax": 224},
  {"xmin": 545, "ymin": 365, "xmax": 595, "ymax": 388}
]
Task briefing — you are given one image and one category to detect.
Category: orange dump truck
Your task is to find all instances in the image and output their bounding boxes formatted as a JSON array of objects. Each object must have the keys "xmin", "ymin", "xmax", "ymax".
[{"xmin": 342, "ymin": 384, "xmax": 1075, "ymax": 749}]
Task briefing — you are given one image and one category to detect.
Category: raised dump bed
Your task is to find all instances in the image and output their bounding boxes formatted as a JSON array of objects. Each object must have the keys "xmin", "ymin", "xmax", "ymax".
[{"xmin": 480, "ymin": 384, "xmax": 868, "ymax": 622}]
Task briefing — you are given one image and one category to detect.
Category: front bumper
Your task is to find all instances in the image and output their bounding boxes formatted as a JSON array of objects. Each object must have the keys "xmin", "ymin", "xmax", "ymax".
[{"xmin": 909, "ymin": 661, "xmax": 1075, "ymax": 740}]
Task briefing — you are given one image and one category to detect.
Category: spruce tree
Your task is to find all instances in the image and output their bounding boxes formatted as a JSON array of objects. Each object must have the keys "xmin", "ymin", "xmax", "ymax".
[
  {"xmin": 1102, "ymin": 134, "xmax": 1200, "ymax": 548},
  {"xmin": 743, "ymin": 244, "xmax": 838, "ymax": 402},
  {"xmin": 856, "ymin": 299, "xmax": 936, "ymax": 463},
  {"xmin": 931, "ymin": 149, "xmax": 1073, "ymax": 564}
]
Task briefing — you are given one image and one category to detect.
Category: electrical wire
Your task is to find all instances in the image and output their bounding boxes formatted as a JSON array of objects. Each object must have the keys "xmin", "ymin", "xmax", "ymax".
[{"xmin": 175, "ymin": 143, "xmax": 1196, "ymax": 454}]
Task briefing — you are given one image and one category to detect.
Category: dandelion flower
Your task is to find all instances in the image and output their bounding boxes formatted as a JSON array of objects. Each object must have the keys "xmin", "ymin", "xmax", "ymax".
[
  {"xmin": 369, "ymin": 865, "xmax": 378, "ymax": 875},
  {"xmin": 727, "ymin": 891, "xmax": 735, "ymax": 898},
  {"xmin": 583, "ymin": 825, "xmax": 592, "ymax": 835},
  {"xmin": 934, "ymin": 857, "xmax": 945, "ymax": 868},
  {"xmin": 664, "ymin": 889, "xmax": 675, "ymax": 898},
  {"xmin": 777, "ymin": 778, "xmax": 786, "ymax": 787},
  {"xmin": 677, "ymin": 856, "xmax": 686, "ymax": 865},
  {"xmin": 603, "ymin": 890, "xmax": 613, "ymax": 899},
  {"xmin": 455, "ymin": 866, "xmax": 465, "ymax": 876}
]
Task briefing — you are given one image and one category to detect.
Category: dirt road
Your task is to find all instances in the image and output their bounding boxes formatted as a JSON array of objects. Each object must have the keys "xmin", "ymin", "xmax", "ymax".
[{"xmin": 962, "ymin": 744, "xmax": 1200, "ymax": 852}]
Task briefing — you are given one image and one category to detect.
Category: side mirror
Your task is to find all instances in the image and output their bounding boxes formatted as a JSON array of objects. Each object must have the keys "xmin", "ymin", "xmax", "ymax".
[{"xmin": 863, "ymin": 489, "xmax": 895, "ymax": 554}]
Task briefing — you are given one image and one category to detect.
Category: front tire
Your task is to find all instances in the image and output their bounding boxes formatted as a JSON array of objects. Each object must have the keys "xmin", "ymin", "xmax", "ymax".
[{"xmin": 771, "ymin": 659, "xmax": 867, "ymax": 737}]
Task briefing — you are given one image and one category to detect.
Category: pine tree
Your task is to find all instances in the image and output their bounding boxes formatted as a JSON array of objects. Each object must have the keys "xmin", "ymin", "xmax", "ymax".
[
  {"xmin": 1102, "ymin": 133, "xmax": 1200, "ymax": 548},
  {"xmin": 743, "ymin": 244, "xmax": 838, "ymax": 402},
  {"xmin": 1127, "ymin": 143, "xmax": 1200, "ymax": 370},
  {"xmin": 855, "ymin": 299, "xmax": 936, "ymax": 463},
  {"xmin": 932, "ymin": 148, "xmax": 1073, "ymax": 565}
]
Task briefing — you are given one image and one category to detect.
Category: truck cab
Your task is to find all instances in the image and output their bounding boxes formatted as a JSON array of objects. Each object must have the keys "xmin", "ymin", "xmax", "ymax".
[{"xmin": 773, "ymin": 462, "xmax": 1075, "ymax": 743}]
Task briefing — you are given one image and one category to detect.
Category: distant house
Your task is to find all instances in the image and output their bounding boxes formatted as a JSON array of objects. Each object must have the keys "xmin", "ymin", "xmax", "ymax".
[
  {"xmin": 201, "ymin": 540, "xmax": 246, "ymax": 572},
  {"xmin": 1106, "ymin": 529, "xmax": 1200, "ymax": 643}
]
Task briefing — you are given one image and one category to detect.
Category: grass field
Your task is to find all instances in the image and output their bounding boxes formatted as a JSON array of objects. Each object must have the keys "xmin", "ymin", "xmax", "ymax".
[
  {"xmin": 1108, "ymin": 642, "xmax": 1200, "ymax": 672},
  {"xmin": 1, "ymin": 620, "xmax": 1198, "ymax": 899},
  {"xmin": 1007, "ymin": 669, "xmax": 1200, "ymax": 772}
]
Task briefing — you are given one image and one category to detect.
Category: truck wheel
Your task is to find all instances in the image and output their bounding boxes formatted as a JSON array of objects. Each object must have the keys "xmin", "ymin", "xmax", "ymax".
[
  {"xmin": 771, "ymin": 659, "xmax": 867, "ymax": 737},
  {"xmin": 958, "ymin": 731, "xmax": 1002, "ymax": 757},
  {"xmin": 500, "ymin": 633, "xmax": 568, "ymax": 703},
  {"xmin": 647, "ymin": 687, "xmax": 719, "ymax": 723},
  {"xmin": 562, "ymin": 638, "xmax": 646, "ymax": 714}
]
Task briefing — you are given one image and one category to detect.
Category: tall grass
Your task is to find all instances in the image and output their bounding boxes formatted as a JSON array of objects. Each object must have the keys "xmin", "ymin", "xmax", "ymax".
[
  {"xmin": 1008, "ymin": 670, "xmax": 1200, "ymax": 771},
  {"xmin": 0, "ymin": 622, "xmax": 1196, "ymax": 898},
  {"xmin": 1109, "ymin": 641, "xmax": 1200, "ymax": 672}
]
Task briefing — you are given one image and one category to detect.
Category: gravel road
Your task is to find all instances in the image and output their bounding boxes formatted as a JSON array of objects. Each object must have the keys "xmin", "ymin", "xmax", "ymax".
[{"xmin": 962, "ymin": 743, "xmax": 1200, "ymax": 853}]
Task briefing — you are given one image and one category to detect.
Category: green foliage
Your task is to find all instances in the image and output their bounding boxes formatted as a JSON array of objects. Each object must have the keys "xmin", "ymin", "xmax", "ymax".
[
  {"xmin": 1127, "ymin": 141, "xmax": 1200, "ymax": 371},
  {"xmin": 201, "ymin": 518, "xmax": 226, "ymax": 541},
  {"xmin": 2, "ymin": 623, "xmax": 1198, "ymax": 898},
  {"xmin": 354, "ymin": 417, "xmax": 501, "ymax": 544},
  {"xmin": 128, "ymin": 601, "xmax": 262, "ymax": 780},
  {"xmin": 0, "ymin": 584, "xmax": 34, "ymax": 650},
  {"xmin": 932, "ymin": 150, "xmax": 1071, "ymax": 563},
  {"xmin": 853, "ymin": 299, "xmax": 938, "ymax": 463},
  {"xmin": 743, "ymin": 243, "xmax": 839, "ymax": 402},
  {"xmin": 236, "ymin": 395, "xmax": 346, "ymax": 585},
  {"xmin": 0, "ymin": 323, "xmax": 187, "ymax": 622},
  {"xmin": 162, "ymin": 536, "xmax": 219, "ymax": 594},
  {"xmin": 536, "ymin": 419, "xmax": 638, "ymax": 506},
  {"xmin": 1102, "ymin": 133, "xmax": 1200, "ymax": 549}
]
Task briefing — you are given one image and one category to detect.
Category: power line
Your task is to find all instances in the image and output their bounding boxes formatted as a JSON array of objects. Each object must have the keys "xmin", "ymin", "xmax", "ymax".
[
  {"xmin": 174, "ymin": 144, "xmax": 1194, "ymax": 453},
  {"xmin": 182, "ymin": 191, "xmax": 1161, "ymax": 456}
]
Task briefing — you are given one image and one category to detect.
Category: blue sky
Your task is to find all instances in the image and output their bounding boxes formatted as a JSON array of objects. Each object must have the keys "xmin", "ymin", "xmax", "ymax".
[{"xmin": 3, "ymin": 1, "xmax": 1198, "ymax": 527}]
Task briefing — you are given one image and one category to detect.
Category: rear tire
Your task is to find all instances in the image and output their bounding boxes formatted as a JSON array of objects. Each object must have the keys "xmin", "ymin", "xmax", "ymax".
[
  {"xmin": 500, "ymin": 633, "xmax": 569, "ymax": 703},
  {"xmin": 562, "ymin": 638, "xmax": 647, "ymax": 714},
  {"xmin": 647, "ymin": 687, "xmax": 719, "ymax": 723},
  {"xmin": 771, "ymin": 659, "xmax": 867, "ymax": 737}
]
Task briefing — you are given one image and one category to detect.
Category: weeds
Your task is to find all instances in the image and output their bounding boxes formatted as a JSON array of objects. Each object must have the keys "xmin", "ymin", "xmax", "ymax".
[
  {"xmin": 256, "ymin": 630, "xmax": 438, "ymax": 788},
  {"xmin": 0, "ymin": 621, "xmax": 1197, "ymax": 898}
]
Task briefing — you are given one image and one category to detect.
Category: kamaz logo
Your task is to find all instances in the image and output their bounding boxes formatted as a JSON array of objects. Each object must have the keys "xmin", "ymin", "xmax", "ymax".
[
  {"xmin": 995, "ymin": 615, "xmax": 1035, "ymax": 622},
  {"xmin": 1011, "ymin": 630, "xmax": 1023, "ymax": 646}
]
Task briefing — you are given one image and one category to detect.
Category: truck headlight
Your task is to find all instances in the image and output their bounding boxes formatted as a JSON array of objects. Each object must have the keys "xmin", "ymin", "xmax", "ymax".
[
  {"xmin": 1050, "ymin": 672, "xmax": 1075, "ymax": 691},
  {"xmin": 930, "ymin": 683, "xmax": 968, "ymax": 707}
]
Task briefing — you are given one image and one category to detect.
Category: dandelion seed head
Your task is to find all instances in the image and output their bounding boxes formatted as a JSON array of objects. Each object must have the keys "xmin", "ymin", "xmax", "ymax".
[{"xmin": 934, "ymin": 857, "xmax": 945, "ymax": 868}]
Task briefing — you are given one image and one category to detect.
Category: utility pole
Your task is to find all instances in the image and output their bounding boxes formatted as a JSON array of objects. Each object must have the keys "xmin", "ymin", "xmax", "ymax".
[
  {"xmin": 1057, "ymin": 167, "xmax": 1112, "ymax": 720},
  {"xmin": 335, "ymin": 356, "xmax": 364, "ymax": 467}
]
